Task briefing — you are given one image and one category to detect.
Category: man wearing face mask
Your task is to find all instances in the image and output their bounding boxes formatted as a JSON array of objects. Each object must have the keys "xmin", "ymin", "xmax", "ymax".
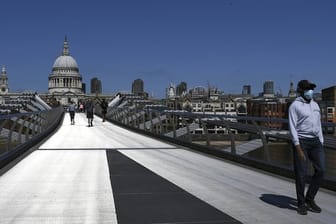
[{"xmin": 288, "ymin": 80, "xmax": 325, "ymax": 215}]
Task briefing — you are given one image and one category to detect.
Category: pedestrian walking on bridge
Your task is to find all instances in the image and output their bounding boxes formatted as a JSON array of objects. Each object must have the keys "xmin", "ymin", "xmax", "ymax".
[
  {"xmin": 86, "ymin": 99, "xmax": 95, "ymax": 127},
  {"xmin": 288, "ymin": 80, "xmax": 325, "ymax": 215},
  {"xmin": 68, "ymin": 101, "xmax": 76, "ymax": 125}
]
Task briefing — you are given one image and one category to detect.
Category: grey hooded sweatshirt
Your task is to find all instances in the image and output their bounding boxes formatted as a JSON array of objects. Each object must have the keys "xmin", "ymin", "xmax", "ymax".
[{"xmin": 288, "ymin": 96, "xmax": 324, "ymax": 146}]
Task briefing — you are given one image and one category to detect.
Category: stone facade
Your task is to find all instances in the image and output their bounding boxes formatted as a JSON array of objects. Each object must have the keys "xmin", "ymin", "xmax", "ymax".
[{"xmin": 47, "ymin": 37, "xmax": 84, "ymax": 105}]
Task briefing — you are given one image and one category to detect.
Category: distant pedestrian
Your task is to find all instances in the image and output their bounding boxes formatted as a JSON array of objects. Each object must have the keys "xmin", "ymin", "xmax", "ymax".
[
  {"xmin": 79, "ymin": 103, "xmax": 84, "ymax": 112},
  {"xmin": 100, "ymin": 98, "xmax": 108, "ymax": 122},
  {"xmin": 86, "ymin": 99, "xmax": 95, "ymax": 127},
  {"xmin": 68, "ymin": 101, "xmax": 76, "ymax": 125},
  {"xmin": 288, "ymin": 80, "xmax": 325, "ymax": 215}
]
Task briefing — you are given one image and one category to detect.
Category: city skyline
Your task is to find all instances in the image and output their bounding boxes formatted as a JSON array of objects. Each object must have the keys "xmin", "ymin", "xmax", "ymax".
[{"xmin": 0, "ymin": 0, "xmax": 336, "ymax": 98}]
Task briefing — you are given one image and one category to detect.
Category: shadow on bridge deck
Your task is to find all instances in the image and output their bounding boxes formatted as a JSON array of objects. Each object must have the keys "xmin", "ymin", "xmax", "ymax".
[{"xmin": 0, "ymin": 113, "xmax": 335, "ymax": 224}]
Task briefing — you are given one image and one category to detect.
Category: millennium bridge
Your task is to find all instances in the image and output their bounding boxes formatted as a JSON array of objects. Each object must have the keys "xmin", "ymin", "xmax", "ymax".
[{"xmin": 0, "ymin": 95, "xmax": 336, "ymax": 224}]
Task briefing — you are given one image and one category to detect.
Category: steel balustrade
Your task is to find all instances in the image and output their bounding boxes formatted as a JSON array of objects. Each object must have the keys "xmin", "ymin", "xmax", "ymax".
[
  {"xmin": 98, "ymin": 106, "xmax": 336, "ymax": 150},
  {"xmin": 94, "ymin": 103, "xmax": 336, "ymax": 190},
  {"xmin": 0, "ymin": 106, "xmax": 64, "ymax": 168}
]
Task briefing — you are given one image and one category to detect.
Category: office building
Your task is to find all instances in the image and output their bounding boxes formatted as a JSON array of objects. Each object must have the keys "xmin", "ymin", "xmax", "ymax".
[
  {"xmin": 176, "ymin": 82, "xmax": 187, "ymax": 96},
  {"xmin": 91, "ymin": 77, "xmax": 102, "ymax": 94},
  {"xmin": 263, "ymin": 80, "xmax": 274, "ymax": 97},
  {"xmin": 132, "ymin": 79, "xmax": 144, "ymax": 95},
  {"xmin": 242, "ymin": 85, "xmax": 251, "ymax": 95}
]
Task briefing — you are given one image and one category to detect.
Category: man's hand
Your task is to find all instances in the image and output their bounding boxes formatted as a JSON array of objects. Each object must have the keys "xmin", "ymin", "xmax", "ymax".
[{"xmin": 295, "ymin": 145, "xmax": 306, "ymax": 161}]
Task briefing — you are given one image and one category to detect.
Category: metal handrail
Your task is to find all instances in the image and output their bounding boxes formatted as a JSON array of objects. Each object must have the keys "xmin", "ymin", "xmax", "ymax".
[
  {"xmin": 100, "ymin": 106, "xmax": 336, "ymax": 147},
  {"xmin": 0, "ymin": 106, "xmax": 64, "ymax": 167},
  {"xmin": 96, "ymin": 102, "xmax": 336, "ymax": 190}
]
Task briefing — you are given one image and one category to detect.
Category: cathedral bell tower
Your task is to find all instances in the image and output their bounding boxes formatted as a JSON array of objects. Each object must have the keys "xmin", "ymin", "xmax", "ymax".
[
  {"xmin": 0, "ymin": 65, "xmax": 9, "ymax": 94},
  {"xmin": 288, "ymin": 81, "xmax": 296, "ymax": 98}
]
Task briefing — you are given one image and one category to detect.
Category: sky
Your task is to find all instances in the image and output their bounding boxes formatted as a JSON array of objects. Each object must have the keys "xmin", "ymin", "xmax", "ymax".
[{"xmin": 0, "ymin": 0, "xmax": 335, "ymax": 98}]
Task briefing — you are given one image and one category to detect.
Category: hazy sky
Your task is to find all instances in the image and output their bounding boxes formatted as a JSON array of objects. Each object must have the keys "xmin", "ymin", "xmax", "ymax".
[{"xmin": 0, "ymin": 0, "xmax": 335, "ymax": 98}]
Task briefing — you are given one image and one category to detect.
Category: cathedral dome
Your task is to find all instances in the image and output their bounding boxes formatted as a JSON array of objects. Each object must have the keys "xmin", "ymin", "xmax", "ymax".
[
  {"xmin": 48, "ymin": 37, "xmax": 83, "ymax": 97},
  {"xmin": 53, "ymin": 55, "xmax": 78, "ymax": 69},
  {"xmin": 51, "ymin": 36, "xmax": 79, "ymax": 70}
]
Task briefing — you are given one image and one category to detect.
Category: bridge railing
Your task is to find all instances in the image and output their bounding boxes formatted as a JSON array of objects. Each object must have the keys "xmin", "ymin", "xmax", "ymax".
[
  {"xmin": 100, "ymin": 105, "xmax": 336, "ymax": 150},
  {"xmin": 0, "ymin": 106, "xmax": 64, "ymax": 168},
  {"xmin": 96, "ymin": 103, "xmax": 336, "ymax": 191}
]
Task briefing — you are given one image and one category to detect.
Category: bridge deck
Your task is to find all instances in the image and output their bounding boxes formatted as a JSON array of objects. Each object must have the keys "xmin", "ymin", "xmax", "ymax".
[{"xmin": 0, "ymin": 113, "xmax": 335, "ymax": 224}]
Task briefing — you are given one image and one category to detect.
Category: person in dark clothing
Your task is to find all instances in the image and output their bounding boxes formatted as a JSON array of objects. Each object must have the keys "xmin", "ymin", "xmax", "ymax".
[
  {"xmin": 100, "ymin": 98, "xmax": 108, "ymax": 122},
  {"xmin": 86, "ymin": 99, "xmax": 95, "ymax": 127},
  {"xmin": 288, "ymin": 80, "xmax": 325, "ymax": 215},
  {"xmin": 68, "ymin": 101, "xmax": 76, "ymax": 125}
]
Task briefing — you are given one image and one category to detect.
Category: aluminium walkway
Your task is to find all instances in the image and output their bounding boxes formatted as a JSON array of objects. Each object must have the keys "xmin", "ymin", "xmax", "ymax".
[{"xmin": 0, "ymin": 113, "xmax": 335, "ymax": 224}]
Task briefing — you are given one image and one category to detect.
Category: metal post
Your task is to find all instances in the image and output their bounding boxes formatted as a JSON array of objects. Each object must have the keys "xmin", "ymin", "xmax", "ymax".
[
  {"xmin": 201, "ymin": 119, "xmax": 210, "ymax": 146},
  {"xmin": 17, "ymin": 116, "xmax": 27, "ymax": 144},
  {"xmin": 141, "ymin": 112, "xmax": 146, "ymax": 130},
  {"xmin": 149, "ymin": 112, "xmax": 154, "ymax": 133},
  {"xmin": 25, "ymin": 115, "xmax": 34, "ymax": 142},
  {"xmin": 221, "ymin": 118, "xmax": 236, "ymax": 154},
  {"xmin": 7, "ymin": 117, "xmax": 20, "ymax": 152},
  {"xmin": 156, "ymin": 112, "xmax": 162, "ymax": 134},
  {"xmin": 168, "ymin": 114, "xmax": 176, "ymax": 138},
  {"xmin": 126, "ymin": 109, "xmax": 130, "ymax": 126},
  {"xmin": 252, "ymin": 120, "xmax": 270, "ymax": 161},
  {"xmin": 183, "ymin": 117, "xmax": 192, "ymax": 143}
]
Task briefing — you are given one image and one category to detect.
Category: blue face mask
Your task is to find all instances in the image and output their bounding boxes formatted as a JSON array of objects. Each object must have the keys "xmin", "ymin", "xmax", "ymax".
[{"xmin": 304, "ymin": 89, "xmax": 314, "ymax": 100}]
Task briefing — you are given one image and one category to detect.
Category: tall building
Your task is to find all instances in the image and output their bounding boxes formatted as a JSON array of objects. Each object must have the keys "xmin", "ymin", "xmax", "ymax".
[
  {"xmin": 82, "ymin": 83, "xmax": 86, "ymax": 94},
  {"xmin": 263, "ymin": 80, "xmax": 274, "ymax": 97},
  {"xmin": 208, "ymin": 86, "xmax": 219, "ymax": 101},
  {"xmin": 91, "ymin": 77, "xmax": 102, "ymax": 94},
  {"xmin": 48, "ymin": 37, "xmax": 84, "ymax": 104},
  {"xmin": 190, "ymin": 86, "xmax": 207, "ymax": 99},
  {"xmin": 176, "ymin": 81, "xmax": 187, "ymax": 96},
  {"xmin": 242, "ymin": 85, "xmax": 251, "ymax": 95},
  {"xmin": 0, "ymin": 65, "xmax": 9, "ymax": 94},
  {"xmin": 132, "ymin": 79, "xmax": 144, "ymax": 95}
]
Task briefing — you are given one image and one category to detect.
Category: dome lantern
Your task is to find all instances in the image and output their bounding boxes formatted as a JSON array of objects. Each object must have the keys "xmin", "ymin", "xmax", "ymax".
[{"xmin": 63, "ymin": 36, "xmax": 70, "ymax": 56}]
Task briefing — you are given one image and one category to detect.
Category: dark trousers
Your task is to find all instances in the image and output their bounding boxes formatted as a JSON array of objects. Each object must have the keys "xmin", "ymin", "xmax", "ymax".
[
  {"xmin": 69, "ymin": 111, "xmax": 75, "ymax": 120},
  {"xmin": 293, "ymin": 137, "xmax": 325, "ymax": 206}
]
